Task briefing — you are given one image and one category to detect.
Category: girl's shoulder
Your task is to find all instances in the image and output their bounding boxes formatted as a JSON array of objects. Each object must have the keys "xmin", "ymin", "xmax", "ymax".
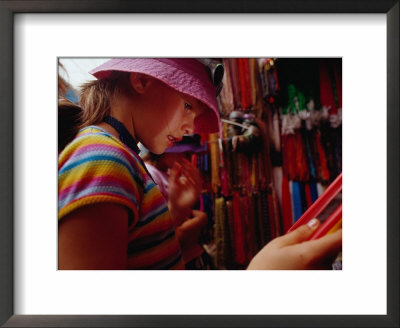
[
  {"xmin": 58, "ymin": 125, "xmax": 148, "ymax": 184},
  {"xmin": 59, "ymin": 125, "xmax": 131, "ymax": 163},
  {"xmin": 76, "ymin": 125, "xmax": 121, "ymax": 144},
  {"xmin": 58, "ymin": 126, "xmax": 144, "ymax": 223}
]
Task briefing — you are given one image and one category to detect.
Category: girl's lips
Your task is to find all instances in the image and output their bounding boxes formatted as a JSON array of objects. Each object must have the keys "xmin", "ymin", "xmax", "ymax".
[
  {"xmin": 167, "ymin": 135, "xmax": 182, "ymax": 147},
  {"xmin": 167, "ymin": 135, "xmax": 179, "ymax": 147}
]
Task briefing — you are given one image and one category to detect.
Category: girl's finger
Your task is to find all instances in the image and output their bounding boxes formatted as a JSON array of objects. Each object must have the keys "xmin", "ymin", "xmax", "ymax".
[
  {"xmin": 181, "ymin": 158, "xmax": 200, "ymax": 177},
  {"xmin": 181, "ymin": 165, "xmax": 200, "ymax": 186},
  {"xmin": 169, "ymin": 162, "xmax": 182, "ymax": 184}
]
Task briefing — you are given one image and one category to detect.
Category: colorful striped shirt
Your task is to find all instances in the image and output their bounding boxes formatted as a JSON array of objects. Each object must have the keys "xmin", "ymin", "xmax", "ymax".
[{"xmin": 58, "ymin": 126, "xmax": 184, "ymax": 269}]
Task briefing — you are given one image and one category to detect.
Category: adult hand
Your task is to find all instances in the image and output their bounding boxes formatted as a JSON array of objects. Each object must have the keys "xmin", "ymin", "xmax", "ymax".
[
  {"xmin": 247, "ymin": 219, "xmax": 342, "ymax": 270},
  {"xmin": 168, "ymin": 159, "xmax": 202, "ymax": 226}
]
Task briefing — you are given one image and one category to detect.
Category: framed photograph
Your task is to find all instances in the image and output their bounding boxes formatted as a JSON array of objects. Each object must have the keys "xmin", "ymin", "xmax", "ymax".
[{"xmin": 1, "ymin": 1, "xmax": 398, "ymax": 327}]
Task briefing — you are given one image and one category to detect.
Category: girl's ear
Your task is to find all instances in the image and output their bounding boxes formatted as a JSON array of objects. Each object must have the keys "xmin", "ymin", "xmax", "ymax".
[{"xmin": 129, "ymin": 73, "xmax": 151, "ymax": 94}]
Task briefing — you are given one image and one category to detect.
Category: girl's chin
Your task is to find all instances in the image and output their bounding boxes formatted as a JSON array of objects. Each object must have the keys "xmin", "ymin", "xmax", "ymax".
[
  {"xmin": 145, "ymin": 138, "xmax": 169, "ymax": 155},
  {"xmin": 150, "ymin": 145, "xmax": 167, "ymax": 155}
]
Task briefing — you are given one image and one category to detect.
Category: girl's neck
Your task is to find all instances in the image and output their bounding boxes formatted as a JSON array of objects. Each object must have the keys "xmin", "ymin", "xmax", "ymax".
[{"xmin": 101, "ymin": 97, "xmax": 136, "ymax": 141}]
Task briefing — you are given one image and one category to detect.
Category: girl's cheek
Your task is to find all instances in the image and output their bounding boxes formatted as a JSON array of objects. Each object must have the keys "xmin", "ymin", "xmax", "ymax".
[{"xmin": 166, "ymin": 109, "xmax": 185, "ymax": 130}]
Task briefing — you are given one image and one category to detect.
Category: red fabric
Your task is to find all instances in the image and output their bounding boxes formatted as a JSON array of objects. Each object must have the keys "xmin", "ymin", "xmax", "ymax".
[
  {"xmin": 240, "ymin": 195, "xmax": 252, "ymax": 263},
  {"xmin": 281, "ymin": 134, "xmax": 289, "ymax": 177},
  {"xmin": 238, "ymin": 58, "xmax": 252, "ymax": 109},
  {"xmin": 241, "ymin": 154, "xmax": 250, "ymax": 191},
  {"xmin": 316, "ymin": 131, "xmax": 330, "ymax": 182},
  {"xmin": 319, "ymin": 60, "xmax": 337, "ymax": 115},
  {"xmin": 305, "ymin": 183, "xmax": 313, "ymax": 208},
  {"xmin": 242, "ymin": 58, "xmax": 252, "ymax": 108},
  {"xmin": 271, "ymin": 190, "xmax": 282, "ymax": 238},
  {"xmin": 256, "ymin": 119, "xmax": 272, "ymax": 186},
  {"xmin": 273, "ymin": 65, "xmax": 280, "ymax": 91},
  {"xmin": 220, "ymin": 141, "xmax": 229, "ymax": 197},
  {"xmin": 232, "ymin": 191, "xmax": 246, "ymax": 265},
  {"xmin": 246, "ymin": 194, "xmax": 258, "ymax": 258},
  {"xmin": 267, "ymin": 192, "xmax": 276, "ymax": 240},
  {"xmin": 333, "ymin": 61, "xmax": 342, "ymax": 109},
  {"xmin": 229, "ymin": 59, "xmax": 242, "ymax": 109},
  {"xmin": 191, "ymin": 154, "xmax": 197, "ymax": 167},
  {"xmin": 281, "ymin": 175, "xmax": 293, "ymax": 233},
  {"xmin": 237, "ymin": 59, "xmax": 247, "ymax": 109},
  {"xmin": 295, "ymin": 133, "xmax": 310, "ymax": 182},
  {"xmin": 282, "ymin": 133, "xmax": 309, "ymax": 182}
]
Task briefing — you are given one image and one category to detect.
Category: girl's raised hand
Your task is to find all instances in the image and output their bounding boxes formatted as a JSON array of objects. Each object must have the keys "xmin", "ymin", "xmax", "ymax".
[
  {"xmin": 168, "ymin": 159, "xmax": 202, "ymax": 226},
  {"xmin": 247, "ymin": 218, "xmax": 342, "ymax": 270}
]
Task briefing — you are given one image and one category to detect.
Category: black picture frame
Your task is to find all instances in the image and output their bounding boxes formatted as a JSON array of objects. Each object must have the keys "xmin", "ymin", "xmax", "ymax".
[{"xmin": 0, "ymin": 1, "xmax": 398, "ymax": 327}]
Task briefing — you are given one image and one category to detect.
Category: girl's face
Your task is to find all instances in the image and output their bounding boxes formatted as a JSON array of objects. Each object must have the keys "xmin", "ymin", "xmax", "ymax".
[{"xmin": 132, "ymin": 77, "xmax": 204, "ymax": 155}]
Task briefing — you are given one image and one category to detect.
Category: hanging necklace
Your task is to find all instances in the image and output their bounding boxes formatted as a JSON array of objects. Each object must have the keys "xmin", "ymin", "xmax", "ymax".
[
  {"xmin": 103, "ymin": 115, "xmax": 156, "ymax": 181},
  {"xmin": 103, "ymin": 115, "xmax": 140, "ymax": 155}
]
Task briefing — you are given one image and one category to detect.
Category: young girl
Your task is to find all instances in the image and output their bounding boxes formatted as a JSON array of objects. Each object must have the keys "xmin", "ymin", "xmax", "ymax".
[{"xmin": 58, "ymin": 58, "xmax": 341, "ymax": 270}]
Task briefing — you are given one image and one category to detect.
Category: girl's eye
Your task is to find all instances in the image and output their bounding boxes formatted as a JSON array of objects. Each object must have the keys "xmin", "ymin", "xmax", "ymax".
[{"xmin": 184, "ymin": 102, "xmax": 193, "ymax": 111}]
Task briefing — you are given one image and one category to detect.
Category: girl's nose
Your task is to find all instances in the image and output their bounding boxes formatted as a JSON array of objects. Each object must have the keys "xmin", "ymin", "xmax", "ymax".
[
  {"xmin": 182, "ymin": 116, "xmax": 195, "ymax": 135},
  {"xmin": 183, "ymin": 125, "xmax": 194, "ymax": 135}
]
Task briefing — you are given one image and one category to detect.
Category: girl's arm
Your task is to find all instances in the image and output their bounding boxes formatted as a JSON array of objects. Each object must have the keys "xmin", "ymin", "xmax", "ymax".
[
  {"xmin": 174, "ymin": 210, "xmax": 208, "ymax": 248},
  {"xmin": 58, "ymin": 203, "xmax": 129, "ymax": 270}
]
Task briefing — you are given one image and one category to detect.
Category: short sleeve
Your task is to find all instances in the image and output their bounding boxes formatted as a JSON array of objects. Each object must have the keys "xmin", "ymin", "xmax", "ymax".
[{"xmin": 58, "ymin": 130, "xmax": 142, "ymax": 226}]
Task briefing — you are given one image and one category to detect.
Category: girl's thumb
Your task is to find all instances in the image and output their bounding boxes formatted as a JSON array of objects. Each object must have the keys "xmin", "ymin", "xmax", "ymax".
[{"xmin": 280, "ymin": 218, "xmax": 320, "ymax": 246}]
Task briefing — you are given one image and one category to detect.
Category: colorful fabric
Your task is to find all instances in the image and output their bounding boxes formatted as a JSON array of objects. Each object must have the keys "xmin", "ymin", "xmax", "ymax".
[
  {"xmin": 260, "ymin": 189, "xmax": 272, "ymax": 244},
  {"xmin": 229, "ymin": 59, "xmax": 242, "ymax": 109},
  {"xmin": 281, "ymin": 175, "xmax": 293, "ymax": 233},
  {"xmin": 309, "ymin": 181, "xmax": 319, "ymax": 203},
  {"xmin": 304, "ymin": 183, "xmax": 313, "ymax": 208},
  {"xmin": 291, "ymin": 181, "xmax": 303, "ymax": 222},
  {"xmin": 319, "ymin": 59, "xmax": 341, "ymax": 116},
  {"xmin": 238, "ymin": 58, "xmax": 252, "ymax": 109},
  {"xmin": 267, "ymin": 191, "xmax": 278, "ymax": 240},
  {"xmin": 232, "ymin": 191, "xmax": 247, "ymax": 265},
  {"xmin": 209, "ymin": 133, "xmax": 221, "ymax": 193},
  {"xmin": 240, "ymin": 194, "xmax": 252, "ymax": 262},
  {"xmin": 271, "ymin": 188, "xmax": 282, "ymax": 238},
  {"xmin": 199, "ymin": 192, "xmax": 215, "ymax": 245},
  {"xmin": 315, "ymin": 130, "xmax": 330, "ymax": 183},
  {"xmin": 58, "ymin": 126, "xmax": 184, "ymax": 270},
  {"xmin": 225, "ymin": 199, "xmax": 235, "ymax": 267},
  {"xmin": 253, "ymin": 192, "xmax": 265, "ymax": 249},
  {"xmin": 214, "ymin": 197, "xmax": 228, "ymax": 269},
  {"xmin": 245, "ymin": 194, "xmax": 258, "ymax": 260},
  {"xmin": 219, "ymin": 58, "xmax": 235, "ymax": 115},
  {"xmin": 333, "ymin": 60, "xmax": 342, "ymax": 109}
]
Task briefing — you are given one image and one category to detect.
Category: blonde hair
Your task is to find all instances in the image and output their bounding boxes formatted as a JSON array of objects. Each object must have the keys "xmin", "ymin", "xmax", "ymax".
[{"xmin": 78, "ymin": 71, "xmax": 132, "ymax": 129}]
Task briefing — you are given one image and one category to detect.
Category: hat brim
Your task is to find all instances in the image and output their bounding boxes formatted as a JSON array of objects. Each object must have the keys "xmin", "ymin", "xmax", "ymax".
[
  {"xmin": 164, "ymin": 143, "xmax": 207, "ymax": 154},
  {"xmin": 90, "ymin": 58, "xmax": 221, "ymax": 134}
]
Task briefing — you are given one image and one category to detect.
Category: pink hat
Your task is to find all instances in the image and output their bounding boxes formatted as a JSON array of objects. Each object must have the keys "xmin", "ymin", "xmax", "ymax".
[{"xmin": 90, "ymin": 58, "xmax": 221, "ymax": 134}]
